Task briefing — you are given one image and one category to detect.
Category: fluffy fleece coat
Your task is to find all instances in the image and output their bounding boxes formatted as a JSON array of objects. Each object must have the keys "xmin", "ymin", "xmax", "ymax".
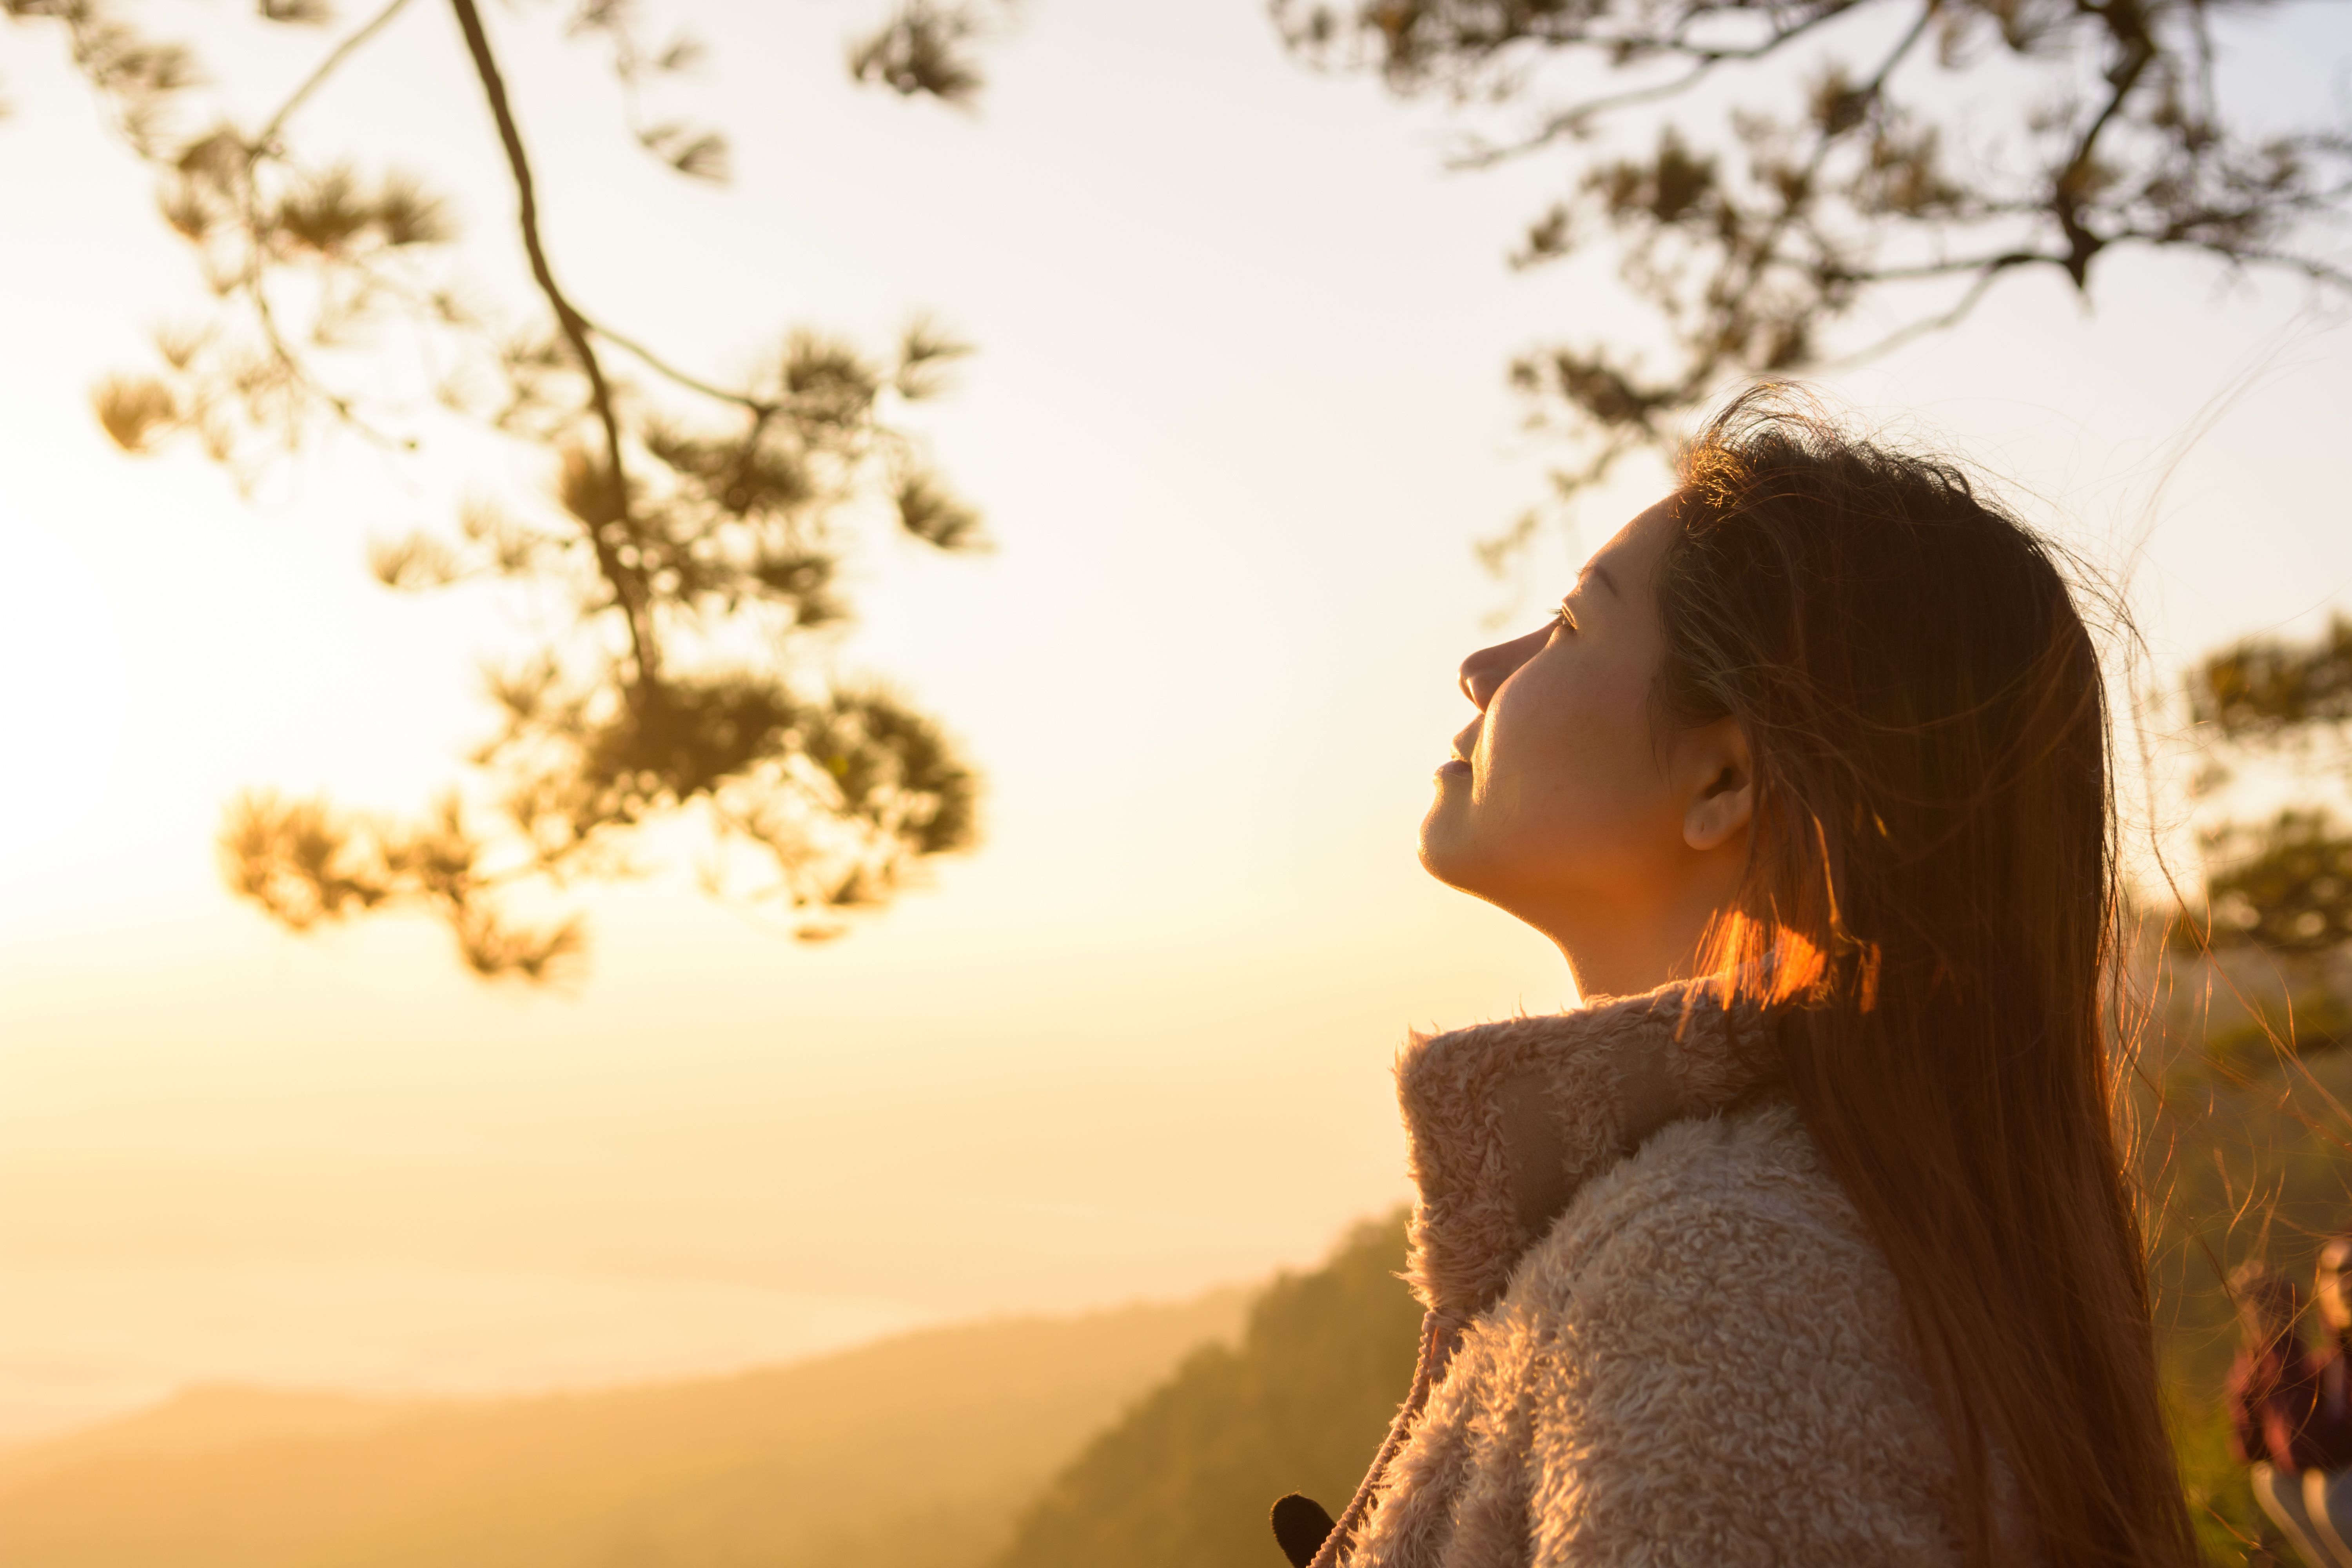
[{"xmin": 1308, "ymin": 982, "xmax": 1972, "ymax": 1568}]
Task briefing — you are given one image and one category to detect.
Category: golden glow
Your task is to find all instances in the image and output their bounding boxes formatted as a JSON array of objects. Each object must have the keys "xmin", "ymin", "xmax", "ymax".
[{"xmin": 3, "ymin": 0, "xmax": 2350, "ymax": 1454}]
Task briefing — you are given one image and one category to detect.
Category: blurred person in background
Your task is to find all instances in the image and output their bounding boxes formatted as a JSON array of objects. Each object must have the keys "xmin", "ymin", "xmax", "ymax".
[
  {"xmin": 1271, "ymin": 392, "xmax": 2197, "ymax": 1568},
  {"xmin": 2301, "ymin": 1238, "xmax": 2352, "ymax": 1564},
  {"xmin": 2231, "ymin": 1261, "xmax": 2336, "ymax": 1566}
]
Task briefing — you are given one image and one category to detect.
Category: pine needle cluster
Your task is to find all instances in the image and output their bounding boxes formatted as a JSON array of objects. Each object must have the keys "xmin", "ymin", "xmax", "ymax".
[
  {"xmin": 1278, "ymin": 0, "xmax": 2352, "ymax": 576},
  {"xmin": 10, "ymin": 0, "xmax": 1013, "ymax": 977}
]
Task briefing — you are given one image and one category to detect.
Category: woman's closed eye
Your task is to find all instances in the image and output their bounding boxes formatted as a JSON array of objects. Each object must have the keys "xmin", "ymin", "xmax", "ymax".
[{"xmin": 1552, "ymin": 599, "xmax": 1579, "ymax": 635}]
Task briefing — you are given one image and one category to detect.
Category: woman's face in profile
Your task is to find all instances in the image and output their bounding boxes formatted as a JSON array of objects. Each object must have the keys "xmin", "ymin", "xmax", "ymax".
[{"xmin": 1419, "ymin": 499, "xmax": 1714, "ymax": 930}]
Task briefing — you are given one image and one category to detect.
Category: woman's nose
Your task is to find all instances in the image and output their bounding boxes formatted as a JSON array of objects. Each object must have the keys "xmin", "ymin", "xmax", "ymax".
[
  {"xmin": 1460, "ymin": 625, "xmax": 1548, "ymax": 709},
  {"xmin": 1459, "ymin": 654, "xmax": 1496, "ymax": 710},
  {"xmin": 1459, "ymin": 637, "xmax": 1523, "ymax": 710}
]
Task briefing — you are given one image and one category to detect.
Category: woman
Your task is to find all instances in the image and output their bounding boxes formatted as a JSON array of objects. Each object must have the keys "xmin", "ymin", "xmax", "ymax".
[{"xmin": 1273, "ymin": 393, "xmax": 2198, "ymax": 1567}]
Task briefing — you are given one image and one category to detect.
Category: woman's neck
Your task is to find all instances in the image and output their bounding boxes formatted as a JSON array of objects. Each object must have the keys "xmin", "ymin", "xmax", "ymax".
[{"xmin": 1540, "ymin": 892, "xmax": 1723, "ymax": 1002}]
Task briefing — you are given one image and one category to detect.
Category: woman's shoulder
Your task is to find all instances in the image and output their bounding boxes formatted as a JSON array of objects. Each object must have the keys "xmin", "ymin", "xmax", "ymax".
[
  {"xmin": 1495, "ymin": 1095, "xmax": 1941, "ymax": 1427},
  {"xmin": 1479, "ymin": 1100, "xmax": 1967, "ymax": 1562},
  {"xmin": 1497, "ymin": 1097, "xmax": 1944, "ymax": 1448},
  {"xmin": 1524, "ymin": 1095, "xmax": 1882, "ymax": 1294},
  {"xmin": 1501, "ymin": 1098, "xmax": 1909, "ymax": 1348}
]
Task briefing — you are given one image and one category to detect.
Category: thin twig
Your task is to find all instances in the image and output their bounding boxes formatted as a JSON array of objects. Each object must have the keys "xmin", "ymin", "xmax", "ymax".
[
  {"xmin": 258, "ymin": 0, "xmax": 416, "ymax": 149},
  {"xmin": 230, "ymin": 115, "xmax": 415, "ymax": 452},
  {"xmin": 1863, "ymin": 247, "xmax": 2060, "ymax": 283},
  {"xmin": 1449, "ymin": 62, "xmax": 1720, "ymax": 169},
  {"xmin": 584, "ymin": 315, "xmax": 770, "ymax": 413},
  {"xmin": 1451, "ymin": 0, "xmax": 1873, "ymax": 169},
  {"xmin": 447, "ymin": 0, "xmax": 661, "ymax": 691},
  {"xmin": 1813, "ymin": 263, "xmax": 2011, "ymax": 372},
  {"xmin": 2049, "ymin": 19, "xmax": 2161, "ymax": 284}
]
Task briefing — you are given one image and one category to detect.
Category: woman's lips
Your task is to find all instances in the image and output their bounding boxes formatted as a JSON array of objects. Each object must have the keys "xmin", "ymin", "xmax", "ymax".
[{"xmin": 1435, "ymin": 757, "xmax": 1473, "ymax": 781}]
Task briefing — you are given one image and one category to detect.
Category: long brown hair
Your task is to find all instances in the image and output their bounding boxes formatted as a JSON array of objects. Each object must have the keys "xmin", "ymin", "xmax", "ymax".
[{"xmin": 1653, "ymin": 389, "xmax": 2196, "ymax": 1567}]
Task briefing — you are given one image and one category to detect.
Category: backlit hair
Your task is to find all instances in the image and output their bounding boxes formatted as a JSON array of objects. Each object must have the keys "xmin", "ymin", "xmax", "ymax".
[{"xmin": 1654, "ymin": 388, "xmax": 2197, "ymax": 1568}]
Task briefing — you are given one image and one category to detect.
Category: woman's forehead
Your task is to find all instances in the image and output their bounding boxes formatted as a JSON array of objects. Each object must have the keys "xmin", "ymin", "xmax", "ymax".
[{"xmin": 1577, "ymin": 496, "xmax": 1679, "ymax": 588}]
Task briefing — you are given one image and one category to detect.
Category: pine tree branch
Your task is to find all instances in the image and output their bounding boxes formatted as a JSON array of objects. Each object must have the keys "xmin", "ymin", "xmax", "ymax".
[
  {"xmin": 2051, "ymin": 12, "xmax": 2161, "ymax": 286},
  {"xmin": 1447, "ymin": 0, "xmax": 1873, "ymax": 169},
  {"xmin": 258, "ymin": 0, "xmax": 415, "ymax": 149},
  {"xmin": 447, "ymin": 0, "xmax": 661, "ymax": 691},
  {"xmin": 584, "ymin": 314, "xmax": 771, "ymax": 413}
]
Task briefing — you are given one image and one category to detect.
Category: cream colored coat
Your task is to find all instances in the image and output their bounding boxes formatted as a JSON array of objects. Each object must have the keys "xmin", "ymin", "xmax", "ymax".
[{"xmin": 1308, "ymin": 983, "xmax": 1972, "ymax": 1568}]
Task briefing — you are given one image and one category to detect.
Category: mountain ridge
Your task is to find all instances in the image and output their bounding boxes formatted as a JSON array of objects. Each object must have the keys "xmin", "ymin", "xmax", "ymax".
[{"xmin": 0, "ymin": 1288, "xmax": 1249, "ymax": 1568}]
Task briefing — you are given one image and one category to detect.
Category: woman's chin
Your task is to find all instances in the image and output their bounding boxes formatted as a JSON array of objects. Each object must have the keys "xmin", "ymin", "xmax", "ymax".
[{"xmin": 1416, "ymin": 813, "xmax": 1486, "ymax": 894}]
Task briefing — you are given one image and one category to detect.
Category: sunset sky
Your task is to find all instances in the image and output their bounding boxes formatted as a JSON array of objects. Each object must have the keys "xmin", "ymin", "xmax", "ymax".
[{"xmin": 4, "ymin": 0, "xmax": 2350, "ymax": 1446}]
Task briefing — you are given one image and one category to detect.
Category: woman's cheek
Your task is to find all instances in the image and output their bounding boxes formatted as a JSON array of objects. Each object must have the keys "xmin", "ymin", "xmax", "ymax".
[{"xmin": 1480, "ymin": 748, "xmax": 1576, "ymax": 876}]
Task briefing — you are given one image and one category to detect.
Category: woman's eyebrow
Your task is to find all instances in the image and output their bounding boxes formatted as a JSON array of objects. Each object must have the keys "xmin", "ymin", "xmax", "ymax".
[{"xmin": 1582, "ymin": 563, "xmax": 1621, "ymax": 600}]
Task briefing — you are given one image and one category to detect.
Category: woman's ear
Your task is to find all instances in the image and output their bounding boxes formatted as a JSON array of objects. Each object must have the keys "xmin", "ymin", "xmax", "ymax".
[{"xmin": 1681, "ymin": 718, "xmax": 1754, "ymax": 853}]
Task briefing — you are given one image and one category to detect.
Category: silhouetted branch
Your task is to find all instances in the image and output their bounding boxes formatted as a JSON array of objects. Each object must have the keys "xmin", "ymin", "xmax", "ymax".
[
  {"xmin": 1285, "ymin": 0, "xmax": 2352, "ymax": 583},
  {"xmin": 257, "ymin": 0, "xmax": 413, "ymax": 147},
  {"xmin": 1815, "ymin": 263, "xmax": 2011, "ymax": 370},
  {"xmin": 1448, "ymin": 0, "xmax": 1873, "ymax": 170},
  {"xmin": 24, "ymin": 0, "xmax": 1005, "ymax": 978},
  {"xmin": 584, "ymin": 312, "xmax": 772, "ymax": 413},
  {"xmin": 447, "ymin": 0, "xmax": 659, "ymax": 691}
]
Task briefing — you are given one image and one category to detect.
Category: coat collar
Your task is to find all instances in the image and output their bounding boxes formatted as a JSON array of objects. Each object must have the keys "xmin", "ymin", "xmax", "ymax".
[{"xmin": 1394, "ymin": 979, "xmax": 1778, "ymax": 1319}]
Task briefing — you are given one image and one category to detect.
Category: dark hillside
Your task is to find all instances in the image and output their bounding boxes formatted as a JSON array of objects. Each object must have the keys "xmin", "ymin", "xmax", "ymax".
[{"xmin": 995, "ymin": 1212, "xmax": 1422, "ymax": 1568}]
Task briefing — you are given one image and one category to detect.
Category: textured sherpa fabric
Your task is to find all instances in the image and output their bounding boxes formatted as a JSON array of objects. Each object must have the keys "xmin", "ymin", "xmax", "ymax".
[
  {"xmin": 1394, "ymin": 982, "xmax": 1778, "ymax": 1322},
  {"xmin": 1323, "ymin": 983, "xmax": 1971, "ymax": 1568}
]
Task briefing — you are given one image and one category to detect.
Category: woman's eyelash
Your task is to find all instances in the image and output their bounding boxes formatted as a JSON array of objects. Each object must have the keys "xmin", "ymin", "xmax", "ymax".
[{"xmin": 1554, "ymin": 601, "xmax": 1578, "ymax": 631}]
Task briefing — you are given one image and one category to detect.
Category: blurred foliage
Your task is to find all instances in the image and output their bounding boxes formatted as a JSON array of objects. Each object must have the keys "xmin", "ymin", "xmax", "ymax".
[
  {"xmin": 2170, "ymin": 1381, "xmax": 2281, "ymax": 1566},
  {"xmin": 5, "ymin": 0, "xmax": 1012, "ymax": 976},
  {"xmin": 2190, "ymin": 984, "xmax": 2352, "ymax": 1083},
  {"xmin": 2192, "ymin": 815, "xmax": 2352, "ymax": 959},
  {"xmin": 851, "ymin": 0, "xmax": 1007, "ymax": 105},
  {"xmin": 1275, "ymin": 0, "xmax": 2352, "ymax": 572},
  {"xmin": 2196, "ymin": 616, "xmax": 2352, "ymax": 740},
  {"xmin": 2186, "ymin": 616, "xmax": 2352, "ymax": 971},
  {"xmin": 2138, "ymin": 1014, "xmax": 2352, "ymax": 1563},
  {"xmin": 994, "ymin": 1211, "xmax": 1423, "ymax": 1568}
]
